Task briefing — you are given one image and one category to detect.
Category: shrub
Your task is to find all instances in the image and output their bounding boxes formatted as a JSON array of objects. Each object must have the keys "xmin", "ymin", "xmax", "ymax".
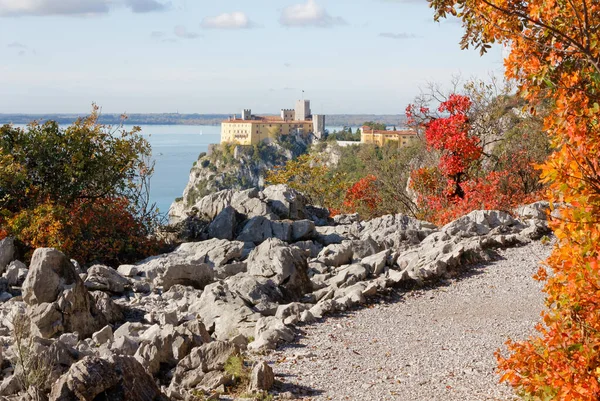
[{"xmin": 0, "ymin": 105, "xmax": 162, "ymax": 266}]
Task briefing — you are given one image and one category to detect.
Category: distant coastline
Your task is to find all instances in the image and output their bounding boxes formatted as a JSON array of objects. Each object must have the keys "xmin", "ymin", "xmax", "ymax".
[{"xmin": 0, "ymin": 113, "xmax": 406, "ymax": 127}]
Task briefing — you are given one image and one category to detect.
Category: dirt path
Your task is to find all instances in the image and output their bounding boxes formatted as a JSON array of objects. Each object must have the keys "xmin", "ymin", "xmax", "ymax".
[{"xmin": 268, "ymin": 241, "xmax": 552, "ymax": 401}]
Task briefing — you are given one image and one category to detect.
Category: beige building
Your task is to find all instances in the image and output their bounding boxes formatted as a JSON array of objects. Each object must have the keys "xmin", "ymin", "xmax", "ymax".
[
  {"xmin": 221, "ymin": 100, "xmax": 325, "ymax": 145},
  {"xmin": 360, "ymin": 126, "xmax": 417, "ymax": 147}
]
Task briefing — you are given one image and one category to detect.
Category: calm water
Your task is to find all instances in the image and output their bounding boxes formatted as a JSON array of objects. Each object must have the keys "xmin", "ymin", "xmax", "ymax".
[{"xmin": 12, "ymin": 124, "xmax": 347, "ymax": 215}]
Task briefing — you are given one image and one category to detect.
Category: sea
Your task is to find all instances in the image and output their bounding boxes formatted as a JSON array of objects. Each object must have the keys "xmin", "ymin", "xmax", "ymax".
[{"xmin": 13, "ymin": 124, "xmax": 348, "ymax": 215}]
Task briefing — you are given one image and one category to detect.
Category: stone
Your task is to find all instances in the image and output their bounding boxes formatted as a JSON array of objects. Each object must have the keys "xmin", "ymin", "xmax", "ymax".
[
  {"xmin": 225, "ymin": 273, "xmax": 284, "ymax": 315},
  {"xmin": 92, "ymin": 325, "xmax": 114, "ymax": 345},
  {"xmin": 24, "ymin": 249, "xmax": 107, "ymax": 339},
  {"xmin": 237, "ymin": 216, "xmax": 289, "ymax": 244},
  {"xmin": 135, "ymin": 239, "xmax": 246, "ymax": 291},
  {"xmin": 111, "ymin": 335, "xmax": 140, "ymax": 356},
  {"xmin": 275, "ymin": 303, "xmax": 310, "ymax": 326},
  {"xmin": 194, "ymin": 188, "xmax": 275, "ymax": 221},
  {"xmin": 291, "ymin": 220, "xmax": 316, "ymax": 241},
  {"xmin": 333, "ymin": 213, "xmax": 360, "ymax": 225},
  {"xmin": 49, "ymin": 355, "xmax": 168, "ymax": 401},
  {"xmin": 516, "ymin": 201, "xmax": 550, "ymax": 221},
  {"xmin": 117, "ymin": 264, "xmax": 139, "ymax": 277},
  {"xmin": 262, "ymin": 184, "xmax": 308, "ymax": 220},
  {"xmin": 84, "ymin": 264, "xmax": 131, "ymax": 294},
  {"xmin": 292, "ymin": 240, "xmax": 323, "ymax": 258},
  {"xmin": 246, "ymin": 238, "xmax": 311, "ymax": 299},
  {"xmin": 22, "ymin": 248, "xmax": 77, "ymax": 305},
  {"xmin": 0, "ymin": 237, "xmax": 15, "ymax": 275},
  {"xmin": 189, "ymin": 281, "xmax": 261, "ymax": 341},
  {"xmin": 249, "ymin": 317, "xmax": 294, "ymax": 350},
  {"xmin": 361, "ymin": 250, "xmax": 391, "ymax": 276},
  {"xmin": 208, "ymin": 205, "xmax": 240, "ymax": 240},
  {"xmin": 318, "ymin": 242, "xmax": 353, "ymax": 267},
  {"xmin": 90, "ymin": 291, "xmax": 124, "ymax": 324},
  {"xmin": 4, "ymin": 260, "xmax": 28, "ymax": 287},
  {"xmin": 359, "ymin": 214, "xmax": 437, "ymax": 248},
  {"xmin": 170, "ymin": 341, "xmax": 239, "ymax": 390},
  {"xmin": 248, "ymin": 361, "xmax": 275, "ymax": 393},
  {"xmin": 351, "ymin": 237, "xmax": 383, "ymax": 260},
  {"xmin": 442, "ymin": 210, "xmax": 519, "ymax": 237}
]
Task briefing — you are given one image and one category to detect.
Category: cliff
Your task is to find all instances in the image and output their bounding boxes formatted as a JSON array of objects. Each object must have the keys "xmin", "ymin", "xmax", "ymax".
[{"xmin": 169, "ymin": 134, "xmax": 312, "ymax": 224}]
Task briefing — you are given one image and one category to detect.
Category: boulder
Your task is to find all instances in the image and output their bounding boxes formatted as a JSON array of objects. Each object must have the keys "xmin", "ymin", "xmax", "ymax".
[
  {"xmin": 246, "ymin": 238, "xmax": 311, "ymax": 299},
  {"xmin": 135, "ymin": 239, "xmax": 245, "ymax": 291},
  {"xmin": 248, "ymin": 361, "xmax": 275, "ymax": 393},
  {"xmin": 84, "ymin": 264, "xmax": 131, "ymax": 294},
  {"xmin": 194, "ymin": 188, "xmax": 275, "ymax": 221},
  {"xmin": 23, "ymin": 248, "xmax": 107, "ymax": 339},
  {"xmin": 170, "ymin": 341, "xmax": 239, "ymax": 390},
  {"xmin": 237, "ymin": 216, "xmax": 291, "ymax": 244},
  {"xmin": 92, "ymin": 325, "xmax": 114, "ymax": 346},
  {"xmin": 225, "ymin": 273, "xmax": 284, "ymax": 315},
  {"xmin": 49, "ymin": 355, "xmax": 168, "ymax": 401},
  {"xmin": 90, "ymin": 291, "xmax": 124, "ymax": 324},
  {"xmin": 208, "ymin": 205, "xmax": 240, "ymax": 240},
  {"xmin": 442, "ymin": 210, "xmax": 519, "ymax": 237},
  {"xmin": 262, "ymin": 184, "xmax": 308, "ymax": 220},
  {"xmin": 360, "ymin": 249, "xmax": 391, "ymax": 276},
  {"xmin": 0, "ymin": 237, "xmax": 15, "ymax": 274},
  {"xmin": 359, "ymin": 214, "xmax": 437, "ymax": 249},
  {"xmin": 248, "ymin": 316, "xmax": 295, "ymax": 351},
  {"xmin": 189, "ymin": 281, "xmax": 261, "ymax": 341},
  {"xmin": 318, "ymin": 242, "xmax": 353, "ymax": 267},
  {"xmin": 291, "ymin": 220, "xmax": 316, "ymax": 241},
  {"xmin": 4, "ymin": 260, "xmax": 28, "ymax": 287},
  {"xmin": 515, "ymin": 201, "xmax": 550, "ymax": 221}
]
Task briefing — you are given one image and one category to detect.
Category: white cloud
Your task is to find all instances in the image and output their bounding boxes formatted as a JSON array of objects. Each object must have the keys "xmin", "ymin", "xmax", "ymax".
[
  {"xmin": 174, "ymin": 25, "xmax": 201, "ymax": 39},
  {"xmin": 0, "ymin": 0, "xmax": 169, "ymax": 17},
  {"xmin": 279, "ymin": 0, "xmax": 346, "ymax": 28},
  {"xmin": 379, "ymin": 32, "xmax": 417, "ymax": 39},
  {"xmin": 201, "ymin": 12, "xmax": 256, "ymax": 29}
]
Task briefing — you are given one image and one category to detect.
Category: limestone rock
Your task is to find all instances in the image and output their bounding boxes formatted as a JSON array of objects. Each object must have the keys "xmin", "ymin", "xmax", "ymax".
[
  {"xmin": 0, "ymin": 237, "xmax": 15, "ymax": 275},
  {"xmin": 84, "ymin": 264, "xmax": 131, "ymax": 294},
  {"xmin": 208, "ymin": 205, "xmax": 240, "ymax": 240},
  {"xmin": 248, "ymin": 361, "xmax": 275, "ymax": 393},
  {"xmin": 318, "ymin": 242, "xmax": 353, "ymax": 267},
  {"xmin": 49, "ymin": 355, "xmax": 168, "ymax": 401},
  {"xmin": 170, "ymin": 341, "xmax": 239, "ymax": 390},
  {"xmin": 246, "ymin": 238, "xmax": 311, "ymax": 299},
  {"xmin": 249, "ymin": 316, "xmax": 294, "ymax": 350},
  {"xmin": 24, "ymin": 248, "xmax": 107, "ymax": 339},
  {"xmin": 4, "ymin": 260, "xmax": 28, "ymax": 287},
  {"xmin": 262, "ymin": 184, "xmax": 308, "ymax": 220},
  {"xmin": 189, "ymin": 281, "xmax": 261, "ymax": 340}
]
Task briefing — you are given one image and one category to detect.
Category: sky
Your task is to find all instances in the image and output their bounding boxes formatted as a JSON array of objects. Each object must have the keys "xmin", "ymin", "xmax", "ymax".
[{"xmin": 0, "ymin": 0, "xmax": 506, "ymax": 115}]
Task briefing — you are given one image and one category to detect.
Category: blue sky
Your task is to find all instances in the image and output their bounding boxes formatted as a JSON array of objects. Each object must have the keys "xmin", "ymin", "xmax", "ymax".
[{"xmin": 0, "ymin": 0, "xmax": 505, "ymax": 114}]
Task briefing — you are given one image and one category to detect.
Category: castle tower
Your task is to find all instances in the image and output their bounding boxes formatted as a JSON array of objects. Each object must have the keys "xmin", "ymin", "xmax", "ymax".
[{"xmin": 295, "ymin": 100, "xmax": 311, "ymax": 121}]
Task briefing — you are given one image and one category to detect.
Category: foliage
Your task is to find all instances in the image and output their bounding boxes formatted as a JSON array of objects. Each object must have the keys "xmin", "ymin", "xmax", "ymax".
[
  {"xmin": 327, "ymin": 127, "xmax": 361, "ymax": 142},
  {"xmin": 266, "ymin": 154, "xmax": 350, "ymax": 212},
  {"xmin": 0, "ymin": 106, "xmax": 162, "ymax": 266},
  {"xmin": 406, "ymin": 90, "xmax": 547, "ymax": 225},
  {"xmin": 342, "ymin": 175, "xmax": 381, "ymax": 218},
  {"xmin": 429, "ymin": 0, "xmax": 600, "ymax": 399},
  {"xmin": 363, "ymin": 121, "xmax": 387, "ymax": 131}
]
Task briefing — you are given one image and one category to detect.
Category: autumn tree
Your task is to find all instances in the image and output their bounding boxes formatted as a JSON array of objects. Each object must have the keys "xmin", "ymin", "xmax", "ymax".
[
  {"xmin": 0, "ymin": 106, "xmax": 162, "ymax": 265},
  {"xmin": 429, "ymin": 0, "xmax": 600, "ymax": 398}
]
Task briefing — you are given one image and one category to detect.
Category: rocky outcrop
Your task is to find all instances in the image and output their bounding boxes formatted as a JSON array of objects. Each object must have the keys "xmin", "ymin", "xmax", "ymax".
[
  {"xmin": 22, "ymin": 248, "xmax": 110, "ymax": 339},
  {"xmin": 0, "ymin": 193, "xmax": 552, "ymax": 401},
  {"xmin": 50, "ymin": 355, "xmax": 168, "ymax": 401}
]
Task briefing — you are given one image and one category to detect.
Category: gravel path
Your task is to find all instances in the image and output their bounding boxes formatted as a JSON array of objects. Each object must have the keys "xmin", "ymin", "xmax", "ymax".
[{"xmin": 269, "ymin": 241, "xmax": 552, "ymax": 401}]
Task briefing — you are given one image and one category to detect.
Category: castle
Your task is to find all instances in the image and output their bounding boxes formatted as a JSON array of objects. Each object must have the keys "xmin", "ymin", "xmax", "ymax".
[
  {"xmin": 360, "ymin": 125, "xmax": 417, "ymax": 147},
  {"xmin": 220, "ymin": 100, "xmax": 325, "ymax": 145}
]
